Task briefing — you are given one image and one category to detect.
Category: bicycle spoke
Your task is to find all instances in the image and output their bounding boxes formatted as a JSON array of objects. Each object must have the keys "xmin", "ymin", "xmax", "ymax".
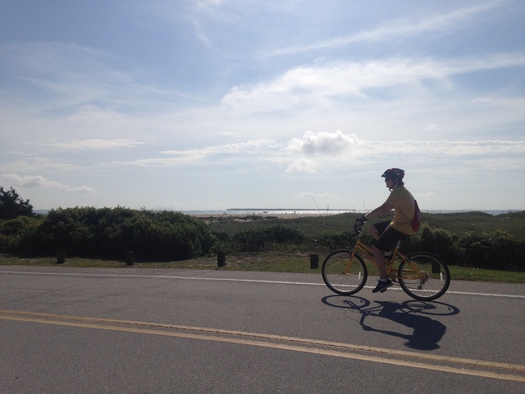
[
  {"xmin": 322, "ymin": 250, "xmax": 367, "ymax": 295},
  {"xmin": 398, "ymin": 253, "xmax": 450, "ymax": 301}
]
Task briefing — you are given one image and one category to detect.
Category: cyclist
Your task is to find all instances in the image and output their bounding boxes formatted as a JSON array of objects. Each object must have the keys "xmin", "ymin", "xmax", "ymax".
[{"xmin": 355, "ymin": 168, "xmax": 416, "ymax": 293}]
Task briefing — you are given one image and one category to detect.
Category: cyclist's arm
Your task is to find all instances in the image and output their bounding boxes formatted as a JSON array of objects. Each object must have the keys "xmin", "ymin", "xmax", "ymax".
[{"xmin": 364, "ymin": 202, "xmax": 393, "ymax": 220}]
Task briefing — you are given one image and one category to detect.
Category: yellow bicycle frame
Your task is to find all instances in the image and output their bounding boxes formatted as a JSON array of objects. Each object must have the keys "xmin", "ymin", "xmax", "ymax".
[{"xmin": 347, "ymin": 238, "xmax": 422, "ymax": 281}]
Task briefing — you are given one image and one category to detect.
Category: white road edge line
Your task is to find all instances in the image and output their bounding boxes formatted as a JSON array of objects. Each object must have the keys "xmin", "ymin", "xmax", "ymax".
[{"xmin": 1, "ymin": 270, "xmax": 524, "ymax": 299}]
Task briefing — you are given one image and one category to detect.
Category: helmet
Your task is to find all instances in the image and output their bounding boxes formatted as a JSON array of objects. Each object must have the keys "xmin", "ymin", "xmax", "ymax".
[{"xmin": 381, "ymin": 168, "xmax": 405, "ymax": 181}]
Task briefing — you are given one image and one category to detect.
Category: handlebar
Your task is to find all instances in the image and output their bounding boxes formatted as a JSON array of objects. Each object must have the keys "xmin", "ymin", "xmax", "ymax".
[{"xmin": 354, "ymin": 215, "xmax": 367, "ymax": 233}]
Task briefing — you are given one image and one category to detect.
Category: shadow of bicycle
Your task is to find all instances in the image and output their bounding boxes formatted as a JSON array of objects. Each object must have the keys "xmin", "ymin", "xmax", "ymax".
[{"xmin": 321, "ymin": 295, "xmax": 460, "ymax": 351}]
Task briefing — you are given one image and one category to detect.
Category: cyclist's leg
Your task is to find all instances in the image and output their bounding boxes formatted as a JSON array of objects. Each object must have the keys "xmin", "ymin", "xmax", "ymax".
[
  {"xmin": 370, "ymin": 221, "xmax": 389, "ymax": 241},
  {"xmin": 374, "ymin": 226, "xmax": 407, "ymax": 280},
  {"xmin": 372, "ymin": 245, "xmax": 388, "ymax": 278},
  {"xmin": 370, "ymin": 221, "xmax": 392, "ymax": 280}
]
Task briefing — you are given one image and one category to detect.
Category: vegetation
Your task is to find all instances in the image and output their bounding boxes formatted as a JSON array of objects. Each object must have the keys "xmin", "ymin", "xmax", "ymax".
[
  {"xmin": 1, "ymin": 187, "xmax": 524, "ymax": 282},
  {"xmin": 205, "ymin": 211, "xmax": 525, "ymax": 272},
  {"xmin": 0, "ymin": 187, "xmax": 35, "ymax": 219},
  {"xmin": 0, "ymin": 205, "xmax": 215, "ymax": 262}
]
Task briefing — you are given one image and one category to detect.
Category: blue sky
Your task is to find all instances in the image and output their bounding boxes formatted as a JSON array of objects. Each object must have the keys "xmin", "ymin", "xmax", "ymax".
[{"xmin": 1, "ymin": 0, "xmax": 524, "ymax": 212}]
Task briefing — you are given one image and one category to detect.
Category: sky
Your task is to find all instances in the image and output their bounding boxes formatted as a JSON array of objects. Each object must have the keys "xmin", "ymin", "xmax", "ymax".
[{"xmin": 1, "ymin": 0, "xmax": 524, "ymax": 212}]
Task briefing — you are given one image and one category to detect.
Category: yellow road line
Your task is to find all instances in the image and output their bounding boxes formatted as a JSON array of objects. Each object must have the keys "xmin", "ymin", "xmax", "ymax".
[{"xmin": 1, "ymin": 309, "xmax": 524, "ymax": 383}]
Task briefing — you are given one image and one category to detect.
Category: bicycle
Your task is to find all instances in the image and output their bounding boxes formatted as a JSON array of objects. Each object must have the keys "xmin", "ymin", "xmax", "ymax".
[{"xmin": 321, "ymin": 225, "xmax": 451, "ymax": 301}]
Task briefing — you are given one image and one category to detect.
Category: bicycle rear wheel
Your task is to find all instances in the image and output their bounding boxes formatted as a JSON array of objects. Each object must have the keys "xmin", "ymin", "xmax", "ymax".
[
  {"xmin": 398, "ymin": 252, "xmax": 451, "ymax": 301},
  {"xmin": 322, "ymin": 250, "xmax": 367, "ymax": 296}
]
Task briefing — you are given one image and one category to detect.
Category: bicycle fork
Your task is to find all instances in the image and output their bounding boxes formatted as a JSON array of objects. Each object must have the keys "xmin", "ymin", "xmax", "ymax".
[{"xmin": 344, "ymin": 250, "xmax": 364, "ymax": 281}]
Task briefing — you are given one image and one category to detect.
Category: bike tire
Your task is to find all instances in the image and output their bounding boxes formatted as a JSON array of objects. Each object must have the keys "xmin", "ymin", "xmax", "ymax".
[
  {"xmin": 398, "ymin": 252, "xmax": 451, "ymax": 301},
  {"xmin": 322, "ymin": 250, "xmax": 368, "ymax": 296}
]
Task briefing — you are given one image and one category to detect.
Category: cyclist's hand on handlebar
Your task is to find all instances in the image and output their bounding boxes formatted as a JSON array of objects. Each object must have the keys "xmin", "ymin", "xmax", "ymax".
[
  {"xmin": 355, "ymin": 215, "xmax": 367, "ymax": 225},
  {"xmin": 354, "ymin": 215, "xmax": 367, "ymax": 230}
]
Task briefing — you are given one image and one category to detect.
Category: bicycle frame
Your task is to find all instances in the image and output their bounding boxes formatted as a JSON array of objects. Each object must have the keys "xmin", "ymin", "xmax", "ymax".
[{"xmin": 347, "ymin": 232, "xmax": 420, "ymax": 281}]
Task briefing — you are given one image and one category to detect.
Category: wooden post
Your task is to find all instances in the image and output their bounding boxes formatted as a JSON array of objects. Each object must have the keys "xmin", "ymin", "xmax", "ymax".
[
  {"xmin": 57, "ymin": 250, "xmax": 66, "ymax": 264},
  {"xmin": 126, "ymin": 251, "xmax": 135, "ymax": 266},
  {"xmin": 217, "ymin": 252, "xmax": 226, "ymax": 268},
  {"xmin": 310, "ymin": 254, "xmax": 319, "ymax": 269}
]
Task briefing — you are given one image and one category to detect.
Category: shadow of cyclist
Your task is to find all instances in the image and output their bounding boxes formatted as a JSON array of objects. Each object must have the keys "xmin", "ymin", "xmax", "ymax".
[
  {"xmin": 360, "ymin": 301, "xmax": 447, "ymax": 350},
  {"xmin": 322, "ymin": 296, "xmax": 459, "ymax": 351}
]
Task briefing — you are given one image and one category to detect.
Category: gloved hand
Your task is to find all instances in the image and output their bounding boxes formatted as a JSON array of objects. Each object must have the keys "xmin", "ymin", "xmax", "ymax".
[{"xmin": 354, "ymin": 215, "xmax": 367, "ymax": 230}]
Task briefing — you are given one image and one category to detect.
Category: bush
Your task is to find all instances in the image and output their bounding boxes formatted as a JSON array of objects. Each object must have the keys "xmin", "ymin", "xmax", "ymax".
[
  {"xmin": 0, "ymin": 216, "xmax": 43, "ymax": 252},
  {"xmin": 458, "ymin": 230, "xmax": 524, "ymax": 271},
  {"xmin": 402, "ymin": 225, "xmax": 463, "ymax": 266},
  {"xmin": 314, "ymin": 231, "xmax": 357, "ymax": 250},
  {"xmin": 14, "ymin": 207, "xmax": 217, "ymax": 261},
  {"xmin": 233, "ymin": 225, "xmax": 306, "ymax": 252}
]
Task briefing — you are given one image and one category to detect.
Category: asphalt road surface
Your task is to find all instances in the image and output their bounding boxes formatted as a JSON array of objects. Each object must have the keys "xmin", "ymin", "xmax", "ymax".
[{"xmin": 1, "ymin": 265, "xmax": 524, "ymax": 393}]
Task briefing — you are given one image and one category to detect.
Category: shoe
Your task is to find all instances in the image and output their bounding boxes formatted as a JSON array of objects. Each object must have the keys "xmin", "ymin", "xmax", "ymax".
[{"xmin": 372, "ymin": 279, "xmax": 393, "ymax": 293}]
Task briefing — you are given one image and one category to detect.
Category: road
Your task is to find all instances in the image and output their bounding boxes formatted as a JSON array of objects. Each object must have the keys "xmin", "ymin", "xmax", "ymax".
[{"xmin": 1, "ymin": 265, "xmax": 524, "ymax": 393}]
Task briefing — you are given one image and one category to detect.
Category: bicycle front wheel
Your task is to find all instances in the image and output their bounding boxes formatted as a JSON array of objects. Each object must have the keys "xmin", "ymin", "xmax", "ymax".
[
  {"xmin": 322, "ymin": 250, "xmax": 367, "ymax": 296},
  {"xmin": 398, "ymin": 252, "xmax": 451, "ymax": 301}
]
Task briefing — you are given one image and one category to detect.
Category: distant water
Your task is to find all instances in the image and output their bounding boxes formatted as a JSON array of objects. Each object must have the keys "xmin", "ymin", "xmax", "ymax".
[
  {"xmin": 33, "ymin": 208, "xmax": 520, "ymax": 216},
  {"xmin": 180, "ymin": 209, "xmax": 518, "ymax": 216},
  {"xmin": 183, "ymin": 209, "xmax": 353, "ymax": 216}
]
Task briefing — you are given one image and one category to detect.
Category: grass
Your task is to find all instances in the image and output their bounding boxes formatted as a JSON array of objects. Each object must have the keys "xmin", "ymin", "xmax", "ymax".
[
  {"xmin": 448, "ymin": 265, "xmax": 525, "ymax": 283},
  {"xmin": 2, "ymin": 251, "xmax": 524, "ymax": 283}
]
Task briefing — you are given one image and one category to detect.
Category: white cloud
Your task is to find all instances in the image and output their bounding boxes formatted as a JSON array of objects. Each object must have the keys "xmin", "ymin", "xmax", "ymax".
[
  {"xmin": 104, "ymin": 132, "xmax": 525, "ymax": 177},
  {"xmin": 285, "ymin": 158, "xmax": 318, "ymax": 174},
  {"xmin": 161, "ymin": 138, "xmax": 277, "ymax": 156},
  {"xmin": 221, "ymin": 54, "xmax": 525, "ymax": 114},
  {"xmin": 116, "ymin": 139, "xmax": 279, "ymax": 167},
  {"xmin": 0, "ymin": 174, "xmax": 96, "ymax": 194},
  {"xmin": 361, "ymin": 139, "xmax": 525, "ymax": 157},
  {"xmin": 292, "ymin": 191, "xmax": 338, "ymax": 200},
  {"xmin": 46, "ymin": 139, "xmax": 144, "ymax": 151},
  {"xmin": 287, "ymin": 131, "xmax": 358, "ymax": 156},
  {"xmin": 264, "ymin": 2, "xmax": 501, "ymax": 56},
  {"xmin": 425, "ymin": 123, "xmax": 439, "ymax": 131},
  {"xmin": 284, "ymin": 136, "xmax": 525, "ymax": 174}
]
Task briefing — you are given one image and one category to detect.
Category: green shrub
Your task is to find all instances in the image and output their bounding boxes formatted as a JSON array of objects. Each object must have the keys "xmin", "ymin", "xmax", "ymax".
[
  {"xmin": 16, "ymin": 207, "xmax": 217, "ymax": 261},
  {"xmin": 314, "ymin": 230, "xmax": 357, "ymax": 250},
  {"xmin": 233, "ymin": 225, "xmax": 306, "ymax": 252},
  {"xmin": 402, "ymin": 225, "xmax": 463, "ymax": 265},
  {"xmin": 0, "ymin": 216, "xmax": 43, "ymax": 251},
  {"xmin": 458, "ymin": 230, "xmax": 524, "ymax": 271}
]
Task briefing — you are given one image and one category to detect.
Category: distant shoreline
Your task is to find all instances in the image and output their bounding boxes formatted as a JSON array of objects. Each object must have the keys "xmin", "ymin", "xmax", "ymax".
[{"xmin": 33, "ymin": 209, "xmax": 522, "ymax": 217}]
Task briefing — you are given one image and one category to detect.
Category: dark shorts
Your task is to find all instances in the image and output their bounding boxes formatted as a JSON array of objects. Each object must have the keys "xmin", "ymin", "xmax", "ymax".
[{"xmin": 373, "ymin": 221, "xmax": 408, "ymax": 252}]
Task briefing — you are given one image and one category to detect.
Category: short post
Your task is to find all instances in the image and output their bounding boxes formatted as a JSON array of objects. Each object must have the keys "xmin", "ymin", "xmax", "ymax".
[
  {"xmin": 126, "ymin": 251, "xmax": 135, "ymax": 266},
  {"xmin": 310, "ymin": 254, "xmax": 319, "ymax": 269},
  {"xmin": 217, "ymin": 252, "xmax": 226, "ymax": 268},
  {"xmin": 57, "ymin": 250, "xmax": 66, "ymax": 264}
]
